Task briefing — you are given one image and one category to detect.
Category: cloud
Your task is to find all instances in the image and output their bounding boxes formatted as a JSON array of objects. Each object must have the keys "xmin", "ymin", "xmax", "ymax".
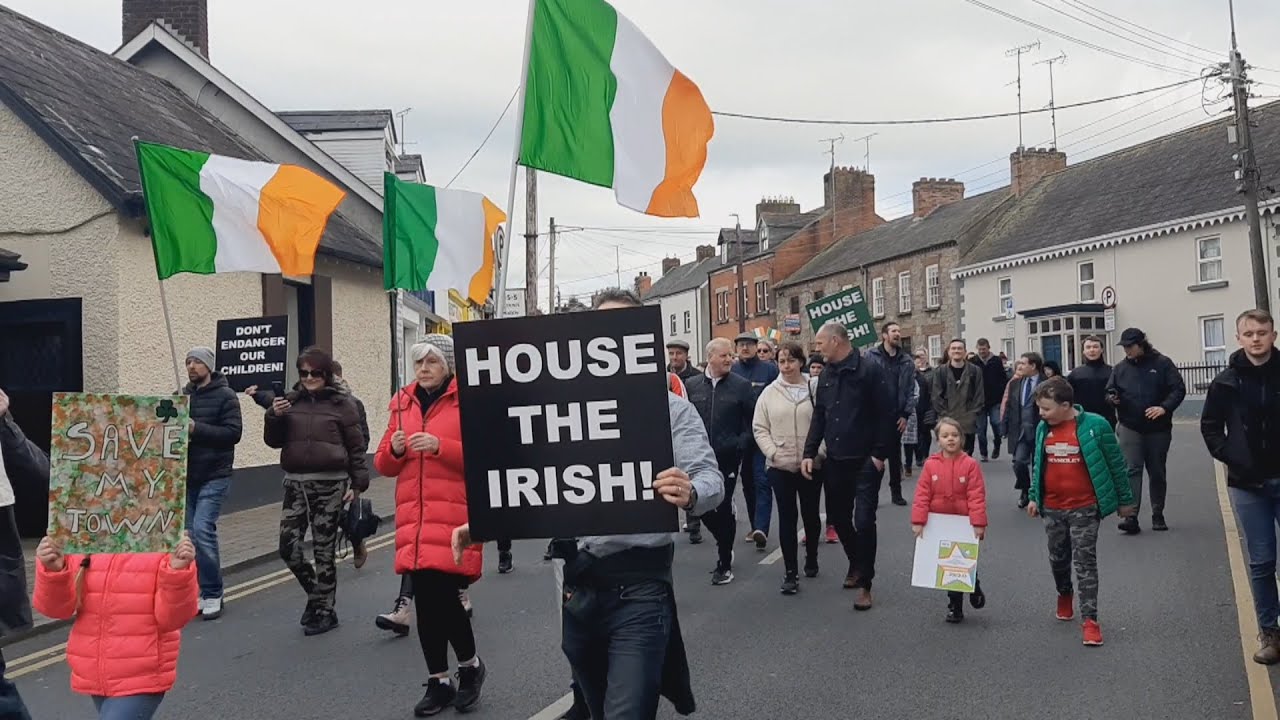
[{"xmin": 8, "ymin": 0, "xmax": 1277, "ymax": 307}]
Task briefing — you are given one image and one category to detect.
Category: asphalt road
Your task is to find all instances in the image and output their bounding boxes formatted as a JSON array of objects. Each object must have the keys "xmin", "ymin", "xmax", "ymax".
[{"xmin": 6, "ymin": 425, "xmax": 1269, "ymax": 719}]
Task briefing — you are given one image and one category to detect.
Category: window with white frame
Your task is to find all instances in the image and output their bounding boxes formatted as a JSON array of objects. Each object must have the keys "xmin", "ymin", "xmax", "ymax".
[
  {"xmin": 683, "ymin": 310, "xmax": 691, "ymax": 333},
  {"xmin": 1002, "ymin": 338, "xmax": 1015, "ymax": 360},
  {"xmin": 998, "ymin": 277, "xmax": 1013, "ymax": 316},
  {"xmin": 1202, "ymin": 315, "xmax": 1227, "ymax": 365},
  {"xmin": 872, "ymin": 277, "xmax": 885, "ymax": 317},
  {"xmin": 1078, "ymin": 261, "xmax": 1096, "ymax": 302},
  {"xmin": 740, "ymin": 286, "xmax": 751, "ymax": 317},
  {"xmin": 715, "ymin": 290, "xmax": 729, "ymax": 323},
  {"xmin": 928, "ymin": 335, "xmax": 943, "ymax": 364},
  {"xmin": 1198, "ymin": 236, "xmax": 1223, "ymax": 283},
  {"xmin": 670, "ymin": 314, "xmax": 677, "ymax": 335},
  {"xmin": 926, "ymin": 264, "xmax": 941, "ymax": 308},
  {"xmin": 898, "ymin": 272, "xmax": 912, "ymax": 313},
  {"xmin": 755, "ymin": 280, "xmax": 769, "ymax": 313}
]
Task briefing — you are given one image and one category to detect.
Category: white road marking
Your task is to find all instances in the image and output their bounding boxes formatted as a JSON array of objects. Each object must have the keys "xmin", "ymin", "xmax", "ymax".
[{"xmin": 528, "ymin": 691, "xmax": 574, "ymax": 720}]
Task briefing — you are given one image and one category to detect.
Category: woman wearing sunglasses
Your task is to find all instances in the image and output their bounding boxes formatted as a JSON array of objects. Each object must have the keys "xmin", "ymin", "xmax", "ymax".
[{"xmin": 264, "ymin": 346, "xmax": 370, "ymax": 636}]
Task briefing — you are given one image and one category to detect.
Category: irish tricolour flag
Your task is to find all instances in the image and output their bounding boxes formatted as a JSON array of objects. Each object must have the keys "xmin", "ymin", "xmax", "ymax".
[
  {"xmin": 136, "ymin": 141, "xmax": 345, "ymax": 279},
  {"xmin": 383, "ymin": 174, "xmax": 506, "ymax": 304},
  {"xmin": 519, "ymin": 0, "xmax": 715, "ymax": 218}
]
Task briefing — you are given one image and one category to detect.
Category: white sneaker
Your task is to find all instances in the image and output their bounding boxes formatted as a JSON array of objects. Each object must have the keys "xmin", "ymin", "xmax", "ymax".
[
  {"xmin": 195, "ymin": 597, "xmax": 209, "ymax": 617},
  {"xmin": 201, "ymin": 596, "xmax": 223, "ymax": 620}
]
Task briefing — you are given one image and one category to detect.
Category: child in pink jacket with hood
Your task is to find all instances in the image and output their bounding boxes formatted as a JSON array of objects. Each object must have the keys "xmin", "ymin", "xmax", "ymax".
[
  {"xmin": 33, "ymin": 533, "xmax": 198, "ymax": 720},
  {"xmin": 911, "ymin": 417, "xmax": 988, "ymax": 624}
]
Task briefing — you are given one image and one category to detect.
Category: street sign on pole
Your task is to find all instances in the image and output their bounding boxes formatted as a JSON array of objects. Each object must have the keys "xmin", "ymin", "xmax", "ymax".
[{"xmin": 1104, "ymin": 308, "xmax": 1116, "ymax": 331}]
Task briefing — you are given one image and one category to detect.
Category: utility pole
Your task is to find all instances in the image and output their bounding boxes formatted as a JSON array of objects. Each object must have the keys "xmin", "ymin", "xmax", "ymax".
[
  {"xmin": 1035, "ymin": 52, "xmax": 1067, "ymax": 149},
  {"xmin": 524, "ymin": 168, "xmax": 538, "ymax": 316},
  {"xmin": 731, "ymin": 213, "xmax": 746, "ymax": 333},
  {"xmin": 1227, "ymin": 0, "xmax": 1268, "ymax": 311},
  {"xmin": 548, "ymin": 216, "xmax": 556, "ymax": 313},
  {"xmin": 851, "ymin": 133, "xmax": 877, "ymax": 172},
  {"xmin": 1006, "ymin": 41, "xmax": 1041, "ymax": 154}
]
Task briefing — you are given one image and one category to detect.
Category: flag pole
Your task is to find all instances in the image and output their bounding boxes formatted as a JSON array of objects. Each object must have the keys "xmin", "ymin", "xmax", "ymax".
[
  {"xmin": 496, "ymin": 0, "xmax": 537, "ymax": 317},
  {"xmin": 132, "ymin": 136, "xmax": 183, "ymax": 392}
]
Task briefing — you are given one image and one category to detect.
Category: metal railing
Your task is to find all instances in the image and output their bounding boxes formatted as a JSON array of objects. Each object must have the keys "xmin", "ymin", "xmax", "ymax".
[{"xmin": 1175, "ymin": 362, "xmax": 1226, "ymax": 395}]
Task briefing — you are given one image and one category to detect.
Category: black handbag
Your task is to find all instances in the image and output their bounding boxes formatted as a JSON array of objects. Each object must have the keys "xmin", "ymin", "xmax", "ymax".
[{"xmin": 342, "ymin": 497, "xmax": 381, "ymax": 546}]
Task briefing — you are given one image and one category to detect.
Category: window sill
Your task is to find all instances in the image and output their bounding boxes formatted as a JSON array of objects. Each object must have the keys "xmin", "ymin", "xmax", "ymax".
[
  {"xmin": 1188, "ymin": 280, "xmax": 1228, "ymax": 292},
  {"xmin": 898, "ymin": 310, "xmax": 913, "ymax": 317},
  {"xmin": 924, "ymin": 305, "xmax": 942, "ymax": 313},
  {"xmin": 873, "ymin": 313, "xmax": 886, "ymax": 320}
]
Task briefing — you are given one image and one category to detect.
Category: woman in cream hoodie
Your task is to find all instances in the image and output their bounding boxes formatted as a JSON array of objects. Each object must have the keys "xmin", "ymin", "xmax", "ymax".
[{"xmin": 753, "ymin": 342, "xmax": 825, "ymax": 595}]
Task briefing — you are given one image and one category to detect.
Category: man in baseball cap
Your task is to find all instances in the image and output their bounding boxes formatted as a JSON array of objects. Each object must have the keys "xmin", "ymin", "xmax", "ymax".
[{"xmin": 1106, "ymin": 327, "xmax": 1186, "ymax": 534}]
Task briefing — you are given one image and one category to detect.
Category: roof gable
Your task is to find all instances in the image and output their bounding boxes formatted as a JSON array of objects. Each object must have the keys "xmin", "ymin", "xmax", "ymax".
[
  {"xmin": 0, "ymin": 7, "xmax": 380, "ymax": 267},
  {"xmin": 645, "ymin": 256, "xmax": 718, "ymax": 300}
]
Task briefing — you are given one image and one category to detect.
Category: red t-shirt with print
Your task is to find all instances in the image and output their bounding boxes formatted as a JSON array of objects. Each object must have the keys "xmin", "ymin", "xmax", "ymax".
[{"xmin": 1042, "ymin": 419, "xmax": 1097, "ymax": 510}]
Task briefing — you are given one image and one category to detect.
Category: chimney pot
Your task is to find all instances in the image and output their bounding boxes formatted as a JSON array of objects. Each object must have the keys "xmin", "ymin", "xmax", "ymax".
[
  {"xmin": 912, "ymin": 177, "xmax": 966, "ymax": 218},
  {"xmin": 695, "ymin": 244, "xmax": 715, "ymax": 261},
  {"xmin": 661, "ymin": 256, "xmax": 681, "ymax": 275},
  {"xmin": 1010, "ymin": 147, "xmax": 1067, "ymax": 197},
  {"xmin": 123, "ymin": 0, "xmax": 210, "ymax": 58}
]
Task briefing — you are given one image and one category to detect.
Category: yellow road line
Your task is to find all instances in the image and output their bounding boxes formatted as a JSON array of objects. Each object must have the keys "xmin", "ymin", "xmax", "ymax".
[
  {"xmin": 1215, "ymin": 461, "xmax": 1279, "ymax": 720},
  {"xmin": 7, "ymin": 531, "xmax": 398, "ymax": 678}
]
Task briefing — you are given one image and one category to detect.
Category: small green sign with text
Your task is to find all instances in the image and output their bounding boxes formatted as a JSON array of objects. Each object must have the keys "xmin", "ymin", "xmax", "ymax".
[{"xmin": 804, "ymin": 287, "xmax": 875, "ymax": 347}]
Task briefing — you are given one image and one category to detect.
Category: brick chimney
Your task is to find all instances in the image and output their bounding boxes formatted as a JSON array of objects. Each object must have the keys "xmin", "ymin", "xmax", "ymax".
[
  {"xmin": 912, "ymin": 178, "xmax": 965, "ymax": 218},
  {"xmin": 123, "ymin": 0, "xmax": 209, "ymax": 58},
  {"xmin": 634, "ymin": 271, "xmax": 652, "ymax": 297},
  {"xmin": 755, "ymin": 196, "xmax": 800, "ymax": 227},
  {"xmin": 824, "ymin": 166, "xmax": 875, "ymax": 215},
  {"xmin": 661, "ymin": 257, "xmax": 681, "ymax": 276},
  {"xmin": 695, "ymin": 245, "xmax": 715, "ymax": 261},
  {"xmin": 1010, "ymin": 148, "xmax": 1066, "ymax": 197}
]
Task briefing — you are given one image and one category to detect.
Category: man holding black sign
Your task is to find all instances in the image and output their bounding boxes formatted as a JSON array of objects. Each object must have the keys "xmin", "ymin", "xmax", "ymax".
[
  {"xmin": 452, "ymin": 289, "xmax": 724, "ymax": 719},
  {"xmin": 802, "ymin": 321, "xmax": 896, "ymax": 612}
]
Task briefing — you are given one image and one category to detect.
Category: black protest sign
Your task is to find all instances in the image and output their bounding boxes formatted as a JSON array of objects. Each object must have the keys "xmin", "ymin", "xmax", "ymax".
[
  {"xmin": 454, "ymin": 306, "xmax": 677, "ymax": 541},
  {"xmin": 215, "ymin": 315, "xmax": 288, "ymax": 392}
]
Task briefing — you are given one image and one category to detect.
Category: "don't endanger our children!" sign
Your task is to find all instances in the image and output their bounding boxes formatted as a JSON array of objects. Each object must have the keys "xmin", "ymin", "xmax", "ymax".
[
  {"xmin": 215, "ymin": 315, "xmax": 288, "ymax": 392},
  {"xmin": 47, "ymin": 393, "xmax": 191, "ymax": 554},
  {"xmin": 453, "ymin": 306, "xmax": 677, "ymax": 541}
]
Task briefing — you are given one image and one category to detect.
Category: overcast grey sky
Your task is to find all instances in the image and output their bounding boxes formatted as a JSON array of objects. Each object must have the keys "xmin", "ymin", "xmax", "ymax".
[{"xmin": 10, "ymin": 0, "xmax": 1280, "ymax": 309}]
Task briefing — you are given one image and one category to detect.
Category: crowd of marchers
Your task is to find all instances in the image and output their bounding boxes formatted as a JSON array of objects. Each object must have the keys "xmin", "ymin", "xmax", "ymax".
[{"xmin": 5, "ymin": 302, "xmax": 1280, "ymax": 720}]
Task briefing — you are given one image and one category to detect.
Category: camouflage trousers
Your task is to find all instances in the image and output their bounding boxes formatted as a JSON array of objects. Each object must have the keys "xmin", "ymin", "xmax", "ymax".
[
  {"xmin": 279, "ymin": 477, "xmax": 347, "ymax": 617},
  {"xmin": 1042, "ymin": 506, "xmax": 1101, "ymax": 620}
]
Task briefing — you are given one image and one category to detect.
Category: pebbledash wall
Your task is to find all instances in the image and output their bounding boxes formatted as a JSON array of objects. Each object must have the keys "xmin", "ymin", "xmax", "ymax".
[{"xmin": 0, "ymin": 102, "xmax": 391, "ymax": 470}]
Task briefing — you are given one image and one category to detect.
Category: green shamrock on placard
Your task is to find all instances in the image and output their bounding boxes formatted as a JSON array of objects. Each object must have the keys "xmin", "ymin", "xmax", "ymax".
[{"xmin": 156, "ymin": 399, "xmax": 178, "ymax": 422}]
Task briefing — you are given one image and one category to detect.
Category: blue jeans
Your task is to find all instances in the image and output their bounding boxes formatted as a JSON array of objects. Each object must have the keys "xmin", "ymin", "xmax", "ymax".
[
  {"xmin": 1229, "ymin": 480, "xmax": 1280, "ymax": 631},
  {"xmin": 185, "ymin": 477, "xmax": 231, "ymax": 598},
  {"xmin": 0, "ymin": 650, "xmax": 32, "ymax": 720},
  {"xmin": 562, "ymin": 580, "xmax": 673, "ymax": 720},
  {"xmin": 92, "ymin": 693, "xmax": 165, "ymax": 719},
  {"xmin": 976, "ymin": 405, "xmax": 1003, "ymax": 458}
]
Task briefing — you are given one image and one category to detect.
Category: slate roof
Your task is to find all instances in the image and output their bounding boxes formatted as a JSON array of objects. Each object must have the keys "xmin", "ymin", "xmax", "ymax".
[
  {"xmin": 0, "ymin": 5, "xmax": 381, "ymax": 268},
  {"xmin": 278, "ymin": 110, "xmax": 394, "ymax": 133},
  {"xmin": 644, "ymin": 256, "xmax": 719, "ymax": 300},
  {"xmin": 779, "ymin": 189, "xmax": 1010, "ymax": 288},
  {"xmin": 959, "ymin": 102, "xmax": 1280, "ymax": 269},
  {"xmin": 393, "ymin": 153, "xmax": 424, "ymax": 176}
]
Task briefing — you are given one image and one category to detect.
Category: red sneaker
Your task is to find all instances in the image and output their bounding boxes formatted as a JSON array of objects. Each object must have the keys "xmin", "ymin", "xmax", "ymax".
[
  {"xmin": 1082, "ymin": 619, "xmax": 1104, "ymax": 646},
  {"xmin": 825, "ymin": 526, "xmax": 839, "ymax": 544},
  {"xmin": 1056, "ymin": 593, "xmax": 1074, "ymax": 621}
]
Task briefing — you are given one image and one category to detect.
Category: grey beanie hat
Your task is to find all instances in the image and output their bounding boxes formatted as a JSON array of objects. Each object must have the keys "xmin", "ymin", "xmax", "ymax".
[
  {"xmin": 412, "ymin": 334, "xmax": 456, "ymax": 373},
  {"xmin": 186, "ymin": 346, "xmax": 216, "ymax": 371}
]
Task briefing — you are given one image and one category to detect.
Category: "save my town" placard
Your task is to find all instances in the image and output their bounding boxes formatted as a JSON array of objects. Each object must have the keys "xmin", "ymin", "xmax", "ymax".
[{"xmin": 47, "ymin": 393, "xmax": 190, "ymax": 554}]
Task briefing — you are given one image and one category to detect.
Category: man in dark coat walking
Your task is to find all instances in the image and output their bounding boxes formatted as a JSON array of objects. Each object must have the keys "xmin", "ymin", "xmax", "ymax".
[
  {"xmin": 1106, "ymin": 328, "xmax": 1185, "ymax": 534},
  {"xmin": 1004, "ymin": 352, "xmax": 1045, "ymax": 509},
  {"xmin": 972, "ymin": 338, "xmax": 1010, "ymax": 461},
  {"xmin": 866, "ymin": 322, "xmax": 916, "ymax": 506},
  {"xmin": 182, "ymin": 347, "xmax": 244, "ymax": 620},
  {"xmin": 1067, "ymin": 335, "xmax": 1116, "ymax": 427}
]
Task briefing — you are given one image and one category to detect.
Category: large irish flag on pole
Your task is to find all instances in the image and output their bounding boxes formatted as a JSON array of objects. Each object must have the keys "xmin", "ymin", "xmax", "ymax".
[
  {"xmin": 135, "ymin": 141, "xmax": 345, "ymax": 279},
  {"xmin": 383, "ymin": 174, "xmax": 505, "ymax": 304},
  {"xmin": 518, "ymin": 0, "xmax": 714, "ymax": 218}
]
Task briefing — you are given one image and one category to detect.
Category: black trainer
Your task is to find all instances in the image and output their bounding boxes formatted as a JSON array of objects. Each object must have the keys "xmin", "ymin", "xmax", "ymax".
[
  {"xmin": 992, "ymin": 445, "xmax": 1001, "ymax": 460},
  {"xmin": 1017, "ymin": 489, "xmax": 1029, "ymax": 509},
  {"xmin": 498, "ymin": 551, "xmax": 513, "ymax": 574},
  {"xmin": 1119, "ymin": 516, "xmax": 1141, "ymax": 535},
  {"xmin": 300, "ymin": 600, "xmax": 319, "ymax": 627},
  {"xmin": 892, "ymin": 494, "xmax": 908, "ymax": 507},
  {"xmin": 414, "ymin": 678, "xmax": 457, "ymax": 717},
  {"xmin": 1152, "ymin": 513, "xmax": 1168, "ymax": 531},
  {"xmin": 780, "ymin": 571, "xmax": 799, "ymax": 595},
  {"xmin": 689, "ymin": 528, "xmax": 703, "ymax": 544},
  {"xmin": 454, "ymin": 659, "xmax": 487, "ymax": 713},
  {"xmin": 711, "ymin": 563, "xmax": 734, "ymax": 586},
  {"xmin": 803, "ymin": 556, "xmax": 819, "ymax": 578},
  {"xmin": 946, "ymin": 597, "xmax": 964, "ymax": 624},
  {"xmin": 303, "ymin": 611, "xmax": 339, "ymax": 636}
]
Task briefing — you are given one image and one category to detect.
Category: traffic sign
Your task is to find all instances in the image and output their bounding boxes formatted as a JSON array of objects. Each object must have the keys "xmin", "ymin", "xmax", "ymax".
[
  {"xmin": 1101, "ymin": 286, "xmax": 1116, "ymax": 309},
  {"xmin": 1104, "ymin": 307, "xmax": 1116, "ymax": 331}
]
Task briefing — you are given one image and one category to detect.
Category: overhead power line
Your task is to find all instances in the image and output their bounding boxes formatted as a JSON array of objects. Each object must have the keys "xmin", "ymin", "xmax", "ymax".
[
  {"xmin": 444, "ymin": 86, "xmax": 519, "ymax": 189},
  {"xmin": 957, "ymin": 0, "xmax": 1205, "ymax": 76},
  {"xmin": 711, "ymin": 77, "xmax": 1203, "ymax": 125},
  {"xmin": 1027, "ymin": 0, "xmax": 1214, "ymax": 68},
  {"xmin": 1062, "ymin": 0, "xmax": 1222, "ymax": 58}
]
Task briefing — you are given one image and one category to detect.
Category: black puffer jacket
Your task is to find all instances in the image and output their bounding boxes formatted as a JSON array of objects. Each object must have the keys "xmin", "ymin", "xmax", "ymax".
[
  {"xmin": 264, "ymin": 384, "xmax": 370, "ymax": 490},
  {"xmin": 1201, "ymin": 349, "xmax": 1280, "ymax": 490},
  {"xmin": 684, "ymin": 372, "xmax": 755, "ymax": 468},
  {"xmin": 1106, "ymin": 347, "xmax": 1185, "ymax": 433},
  {"xmin": 183, "ymin": 373, "xmax": 243, "ymax": 487},
  {"xmin": 1067, "ymin": 358, "xmax": 1115, "ymax": 426}
]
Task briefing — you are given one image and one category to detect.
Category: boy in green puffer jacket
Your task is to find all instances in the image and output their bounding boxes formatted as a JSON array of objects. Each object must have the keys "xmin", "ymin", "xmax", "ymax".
[{"xmin": 1025, "ymin": 377, "xmax": 1136, "ymax": 648}]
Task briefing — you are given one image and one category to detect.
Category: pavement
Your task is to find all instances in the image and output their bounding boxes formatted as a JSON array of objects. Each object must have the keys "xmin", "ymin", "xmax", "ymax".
[{"xmin": 5, "ymin": 424, "xmax": 1277, "ymax": 719}]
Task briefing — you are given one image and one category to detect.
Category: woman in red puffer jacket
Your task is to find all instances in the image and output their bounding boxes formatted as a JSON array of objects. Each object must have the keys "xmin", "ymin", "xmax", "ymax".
[
  {"xmin": 374, "ymin": 334, "xmax": 485, "ymax": 717},
  {"xmin": 33, "ymin": 534, "xmax": 198, "ymax": 719}
]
